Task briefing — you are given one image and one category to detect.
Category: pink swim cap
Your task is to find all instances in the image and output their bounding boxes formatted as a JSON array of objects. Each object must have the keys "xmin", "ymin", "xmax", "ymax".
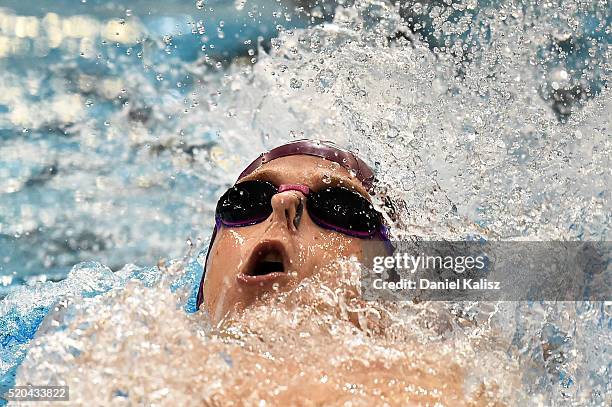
[{"xmin": 237, "ymin": 139, "xmax": 375, "ymax": 190}]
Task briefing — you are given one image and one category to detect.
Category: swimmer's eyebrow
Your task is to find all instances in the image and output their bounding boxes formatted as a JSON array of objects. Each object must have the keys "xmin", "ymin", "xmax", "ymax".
[{"xmin": 238, "ymin": 168, "xmax": 282, "ymax": 185}]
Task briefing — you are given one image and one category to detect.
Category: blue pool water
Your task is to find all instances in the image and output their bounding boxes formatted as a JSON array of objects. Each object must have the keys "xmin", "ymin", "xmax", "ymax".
[{"xmin": 0, "ymin": 0, "xmax": 610, "ymax": 405}]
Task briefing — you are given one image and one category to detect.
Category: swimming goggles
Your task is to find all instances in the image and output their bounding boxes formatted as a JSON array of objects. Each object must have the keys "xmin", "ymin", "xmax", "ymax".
[{"xmin": 215, "ymin": 180, "xmax": 383, "ymax": 238}]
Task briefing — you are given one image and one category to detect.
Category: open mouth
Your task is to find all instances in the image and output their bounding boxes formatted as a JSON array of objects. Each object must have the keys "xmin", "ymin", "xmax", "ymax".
[
  {"xmin": 237, "ymin": 241, "xmax": 288, "ymax": 285},
  {"xmin": 250, "ymin": 250, "xmax": 285, "ymax": 276}
]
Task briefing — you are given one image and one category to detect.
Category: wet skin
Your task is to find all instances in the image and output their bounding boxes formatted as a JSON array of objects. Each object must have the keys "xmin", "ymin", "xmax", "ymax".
[{"xmin": 201, "ymin": 155, "xmax": 375, "ymax": 323}]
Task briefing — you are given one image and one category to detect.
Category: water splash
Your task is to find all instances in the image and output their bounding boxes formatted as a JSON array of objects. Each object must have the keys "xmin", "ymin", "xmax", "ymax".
[
  {"xmin": 0, "ymin": 0, "xmax": 610, "ymax": 405},
  {"xmin": 14, "ymin": 259, "xmax": 525, "ymax": 405}
]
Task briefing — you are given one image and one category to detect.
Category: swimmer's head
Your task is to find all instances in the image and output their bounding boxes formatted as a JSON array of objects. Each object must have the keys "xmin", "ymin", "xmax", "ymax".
[{"xmin": 197, "ymin": 139, "xmax": 389, "ymax": 322}]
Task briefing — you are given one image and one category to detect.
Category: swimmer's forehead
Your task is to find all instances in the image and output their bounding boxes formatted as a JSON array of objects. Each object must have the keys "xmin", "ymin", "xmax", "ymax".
[{"xmin": 238, "ymin": 155, "xmax": 370, "ymax": 197}]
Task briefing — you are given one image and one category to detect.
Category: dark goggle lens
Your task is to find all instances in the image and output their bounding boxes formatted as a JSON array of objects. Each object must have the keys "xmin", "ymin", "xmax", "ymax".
[
  {"xmin": 308, "ymin": 186, "xmax": 380, "ymax": 236},
  {"xmin": 216, "ymin": 180, "xmax": 276, "ymax": 226}
]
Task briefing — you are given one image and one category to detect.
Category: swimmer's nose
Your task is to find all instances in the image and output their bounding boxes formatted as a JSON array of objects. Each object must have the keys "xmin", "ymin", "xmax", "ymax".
[{"xmin": 271, "ymin": 191, "xmax": 304, "ymax": 232}]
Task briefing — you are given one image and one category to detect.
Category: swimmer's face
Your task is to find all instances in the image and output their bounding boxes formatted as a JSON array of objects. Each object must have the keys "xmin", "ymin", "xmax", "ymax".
[{"xmin": 201, "ymin": 155, "xmax": 373, "ymax": 322}]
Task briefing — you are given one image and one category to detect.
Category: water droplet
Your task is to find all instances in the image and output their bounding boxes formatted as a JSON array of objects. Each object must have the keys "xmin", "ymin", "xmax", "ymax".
[
  {"xmin": 401, "ymin": 172, "xmax": 416, "ymax": 191},
  {"xmin": 290, "ymin": 78, "xmax": 302, "ymax": 89},
  {"xmin": 317, "ymin": 70, "xmax": 335, "ymax": 90},
  {"xmin": 234, "ymin": 0, "xmax": 246, "ymax": 11},
  {"xmin": 387, "ymin": 126, "xmax": 399, "ymax": 139}
]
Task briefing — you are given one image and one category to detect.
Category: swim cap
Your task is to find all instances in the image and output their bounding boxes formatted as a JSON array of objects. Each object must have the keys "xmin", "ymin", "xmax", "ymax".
[
  {"xmin": 196, "ymin": 139, "xmax": 377, "ymax": 309},
  {"xmin": 237, "ymin": 139, "xmax": 375, "ymax": 190}
]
